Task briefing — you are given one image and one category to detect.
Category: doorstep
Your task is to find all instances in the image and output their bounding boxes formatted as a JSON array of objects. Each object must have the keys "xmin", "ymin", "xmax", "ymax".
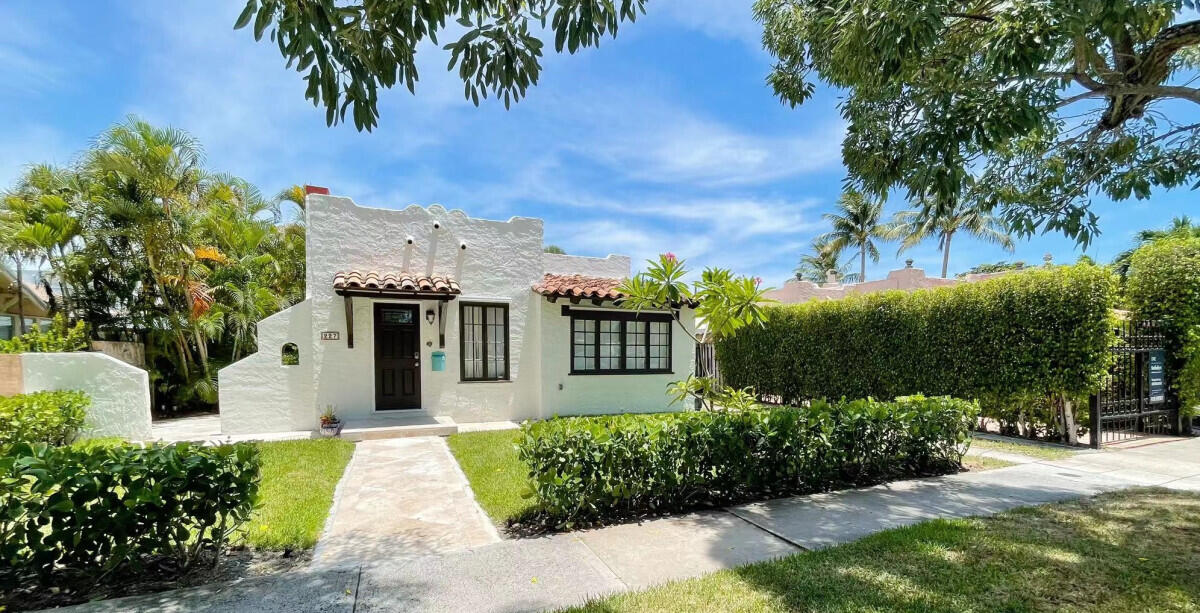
[{"xmin": 337, "ymin": 413, "xmax": 458, "ymax": 441}]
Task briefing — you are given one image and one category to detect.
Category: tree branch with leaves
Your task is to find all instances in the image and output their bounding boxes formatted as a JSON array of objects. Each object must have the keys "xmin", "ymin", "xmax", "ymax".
[
  {"xmin": 616, "ymin": 253, "xmax": 773, "ymax": 411},
  {"xmin": 756, "ymin": 0, "xmax": 1200, "ymax": 247},
  {"xmin": 237, "ymin": 0, "xmax": 647, "ymax": 131}
]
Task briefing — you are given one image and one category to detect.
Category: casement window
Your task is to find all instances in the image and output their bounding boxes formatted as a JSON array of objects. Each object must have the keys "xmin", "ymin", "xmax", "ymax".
[
  {"xmin": 460, "ymin": 303, "xmax": 509, "ymax": 381},
  {"xmin": 570, "ymin": 311, "xmax": 672, "ymax": 374}
]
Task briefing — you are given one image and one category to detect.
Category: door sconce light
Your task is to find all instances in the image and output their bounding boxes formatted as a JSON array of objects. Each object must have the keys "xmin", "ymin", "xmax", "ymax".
[{"xmin": 425, "ymin": 308, "xmax": 436, "ymax": 325}]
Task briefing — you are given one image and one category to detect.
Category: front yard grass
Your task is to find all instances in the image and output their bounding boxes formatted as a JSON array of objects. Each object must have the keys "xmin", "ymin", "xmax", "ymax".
[
  {"xmin": 565, "ymin": 489, "xmax": 1200, "ymax": 612},
  {"xmin": 240, "ymin": 438, "xmax": 355, "ymax": 550},
  {"xmin": 447, "ymin": 429, "xmax": 536, "ymax": 524},
  {"xmin": 968, "ymin": 435, "xmax": 1079, "ymax": 460},
  {"xmin": 960, "ymin": 455, "xmax": 1016, "ymax": 471}
]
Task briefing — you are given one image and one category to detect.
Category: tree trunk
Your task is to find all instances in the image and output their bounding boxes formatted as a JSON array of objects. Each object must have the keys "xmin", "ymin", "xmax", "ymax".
[
  {"xmin": 941, "ymin": 232, "xmax": 953, "ymax": 278},
  {"xmin": 15, "ymin": 259, "xmax": 26, "ymax": 336},
  {"xmin": 860, "ymin": 247, "xmax": 867, "ymax": 282},
  {"xmin": 1062, "ymin": 396, "xmax": 1078, "ymax": 446}
]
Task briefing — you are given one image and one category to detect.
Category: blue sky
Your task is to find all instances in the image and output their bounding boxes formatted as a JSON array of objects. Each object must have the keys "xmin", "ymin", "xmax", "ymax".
[{"xmin": 1, "ymin": 2, "xmax": 1194, "ymax": 285}]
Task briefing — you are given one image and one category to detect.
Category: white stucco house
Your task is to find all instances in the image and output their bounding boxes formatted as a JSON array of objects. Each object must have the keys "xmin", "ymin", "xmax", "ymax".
[{"xmin": 218, "ymin": 192, "xmax": 696, "ymax": 435}]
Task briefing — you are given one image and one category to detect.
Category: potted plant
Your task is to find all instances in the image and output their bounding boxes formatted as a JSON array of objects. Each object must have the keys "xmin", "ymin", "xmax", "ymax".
[{"xmin": 319, "ymin": 405, "xmax": 343, "ymax": 437}]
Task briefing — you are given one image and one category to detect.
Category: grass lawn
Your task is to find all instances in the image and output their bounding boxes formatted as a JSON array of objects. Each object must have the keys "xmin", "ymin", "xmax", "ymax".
[
  {"xmin": 566, "ymin": 489, "xmax": 1200, "ymax": 612},
  {"xmin": 960, "ymin": 455, "xmax": 1016, "ymax": 472},
  {"xmin": 968, "ymin": 435, "xmax": 1079, "ymax": 460},
  {"xmin": 447, "ymin": 429, "xmax": 537, "ymax": 524},
  {"xmin": 240, "ymin": 438, "xmax": 355, "ymax": 550}
]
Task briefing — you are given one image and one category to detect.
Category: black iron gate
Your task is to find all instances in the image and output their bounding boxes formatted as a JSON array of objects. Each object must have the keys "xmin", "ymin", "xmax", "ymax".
[{"xmin": 1088, "ymin": 319, "xmax": 1177, "ymax": 447}]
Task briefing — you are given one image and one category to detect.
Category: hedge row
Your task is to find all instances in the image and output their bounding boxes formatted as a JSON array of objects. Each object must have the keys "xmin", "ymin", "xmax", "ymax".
[
  {"xmin": 1128, "ymin": 236, "xmax": 1200, "ymax": 420},
  {"xmin": 0, "ymin": 441, "xmax": 260, "ymax": 593},
  {"xmin": 0, "ymin": 391, "xmax": 89, "ymax": 450},
  {"xmin": 716, "ymin": 264, "xmax": 1116, "ymax": 433},
  {"xmin": 519, "ymin": 396, "xmax": 977, "ymax": 524}
]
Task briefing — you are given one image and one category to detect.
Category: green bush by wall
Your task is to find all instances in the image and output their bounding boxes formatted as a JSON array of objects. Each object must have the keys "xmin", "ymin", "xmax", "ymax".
[
  {"xmin": 0, "ymin": 390, "xmax": 89, "ymax": 450},
  {"xmin": 0, "ymin": 441, "xmax": 260, "ymax": 594},
  {"xmin": 716, "ymin": 264, "xmax": 1116, "ymax": 437},
  {"xmin": 0, "ymin": 314, "xmax": 89, "ymax": 354},
  {"xmin": 1127, "ymin": 236, "xmax": 1200, "ymax": 420},
  {"xmin": 519, "ymin": 396, "xmax": 977, "ymax": 524}
]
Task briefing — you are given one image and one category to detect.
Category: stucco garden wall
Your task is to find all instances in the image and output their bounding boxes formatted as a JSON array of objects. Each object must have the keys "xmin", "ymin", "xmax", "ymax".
[
  {"xmin": 539, "ymin": 304, "xmax": 696, "ymax": 417},
  {"xmin": 21, "ymin": 352, "xmax": 152, "ymax": 440},
  {"xmin": 218, "ymin": 300, "xmax": 314, "ymax": 435}
]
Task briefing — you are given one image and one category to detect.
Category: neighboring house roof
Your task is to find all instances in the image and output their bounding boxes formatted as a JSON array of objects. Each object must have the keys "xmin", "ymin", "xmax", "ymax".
[
  {"xmin": 533, "ymin": 273, "xmax": 700, "ymax": 307},
  {"xmin": 0, "ymin": 263, "xmax": 51, "ymax": 317},
  {"xmin": 765, "ymin": 263, "xmax": 1015, "ymax": 304},
  {"xmin": 333, "ymin": 271, "xmax": 461, "ymax": 297}
]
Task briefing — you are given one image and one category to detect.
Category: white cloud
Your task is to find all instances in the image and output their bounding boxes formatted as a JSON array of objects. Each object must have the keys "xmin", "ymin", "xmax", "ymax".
[
  {"xmin": 655, "ymin": 0, "xmax": 763, "ymax": 50},
  {"xmin": 533, "ymin": 86, "xmax": 845, "ymax": 187}
]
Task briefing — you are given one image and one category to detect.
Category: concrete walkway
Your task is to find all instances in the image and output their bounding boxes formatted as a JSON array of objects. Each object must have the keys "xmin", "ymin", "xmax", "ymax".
[
  {"xmin": 312, "ymin": 437, "xmax": 501, "ymax": 567},
  {"xmin": 57, "ymin": 436, "xmax": 1200, "ymax": 613}
]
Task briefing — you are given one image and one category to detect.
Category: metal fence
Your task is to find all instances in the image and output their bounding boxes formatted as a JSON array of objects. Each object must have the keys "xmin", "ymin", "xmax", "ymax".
[{"xmin": 1088, "ymin": 319, "xmax": 1177, "ymax": 447}]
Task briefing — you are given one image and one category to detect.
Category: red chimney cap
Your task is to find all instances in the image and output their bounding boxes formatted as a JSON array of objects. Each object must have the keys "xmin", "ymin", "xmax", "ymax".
[{"xmin": 304, "ymin": 185, "xmax": 330, "ymax": 195}]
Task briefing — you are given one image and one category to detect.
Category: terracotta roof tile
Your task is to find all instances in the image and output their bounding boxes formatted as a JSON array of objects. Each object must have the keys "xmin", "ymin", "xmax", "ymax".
[
  {"xmin": 533, "ymin": 274, "xmax": 625, "ymax": 302},
  {"xmin": 533, "ymin": 274, "xmax": 698, "ymax": 307},
  {"xmin": 333, "ymin": 271, "xmax": 461, "ymax": 295}
]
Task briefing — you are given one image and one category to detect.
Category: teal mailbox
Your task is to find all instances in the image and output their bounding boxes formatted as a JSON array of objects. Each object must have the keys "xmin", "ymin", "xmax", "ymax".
[{"xmin": 431, "ymin": 351, "xmax": 446, "ymax": 372}]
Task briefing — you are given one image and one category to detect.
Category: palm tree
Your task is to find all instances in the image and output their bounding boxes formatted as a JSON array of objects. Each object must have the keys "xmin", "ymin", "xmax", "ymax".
[
  {"xmin": 795, "ymin": 236, "xmax": 861, "ymax": 284},
  {"xmin": 892, "ymin": 198, "xmax": 1014, "ymax": 278},
  {"xmin": 820, "ymin": 189, "xmax": 894, "ymax": 282}
]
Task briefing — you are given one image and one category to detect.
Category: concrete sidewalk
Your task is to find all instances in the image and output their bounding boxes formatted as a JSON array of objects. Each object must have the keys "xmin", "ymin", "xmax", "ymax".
[{"xmin": 57, "ymin": 437, "xmax": 1200, "ymax": 613}]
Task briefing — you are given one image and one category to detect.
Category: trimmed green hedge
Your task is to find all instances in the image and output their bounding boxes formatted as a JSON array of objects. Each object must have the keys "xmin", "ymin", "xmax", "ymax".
[
  {"xmin": 0, "ymin": 441, "xmax": 260, "ymax": 593},
  {"xmin": 519, "ymin": 396, "xmax": 977, "ymax": 524},
  {"xmin": 717, "ymin": 264, "xmax": 1116, "ymax": 436},
  {"xmin": 0, "ymin": 390, "xmax": 89, "ymax": 450},
  {"xmin": 1127, "ymin": 236, "xmax": 1200, "ymax": 421}
]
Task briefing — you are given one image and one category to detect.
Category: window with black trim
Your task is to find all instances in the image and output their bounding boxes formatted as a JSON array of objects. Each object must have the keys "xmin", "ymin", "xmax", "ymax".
[
  {"xmin": 571, "ymin": 311, "xmax": 672, "ymax": 374},
  {"xmin": 460, "ymin": 303, "xmax": 509, "ymax": 381}
]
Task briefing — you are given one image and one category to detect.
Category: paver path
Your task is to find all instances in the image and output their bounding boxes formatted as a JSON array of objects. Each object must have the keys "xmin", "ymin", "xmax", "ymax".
[
  {"xmin": 56, "ymin": 436, "xmax": 1200, "ymax": 613},
  {"xmin": 312, "ymin": 437, "xmax": 501, "ymax": 568}
]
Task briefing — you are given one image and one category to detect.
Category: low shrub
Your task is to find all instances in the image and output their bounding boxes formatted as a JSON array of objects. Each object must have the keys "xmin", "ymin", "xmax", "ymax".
[
  {"xmin": 0, "ymin": 441, "xmax": 260, "ymax": 596},
  {"xmin": 0, "ymin": 390, "xmax": 89, "ymax": 449},
  {"xmin": 0, "ymin": 314, "xmax": 89, "ymax": 354},
  {"xmin": 519, "ymin": 396, "xmax": 977, "ymax": 524},
  {"xmin": 717, "ymin": 264, "xmax": 1115, "ymax": 440}
]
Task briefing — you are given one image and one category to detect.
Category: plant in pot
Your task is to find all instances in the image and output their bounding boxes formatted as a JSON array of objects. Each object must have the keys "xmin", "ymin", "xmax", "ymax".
[{"xmin": 319, "ymin": 405, "xmax": 343, "ymax": 437}]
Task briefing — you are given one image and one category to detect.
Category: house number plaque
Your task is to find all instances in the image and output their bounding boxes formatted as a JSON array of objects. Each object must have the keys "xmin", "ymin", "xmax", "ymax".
[{"xmin": 320, "ymin": 331, "xmax": 340, "ymax": 341}]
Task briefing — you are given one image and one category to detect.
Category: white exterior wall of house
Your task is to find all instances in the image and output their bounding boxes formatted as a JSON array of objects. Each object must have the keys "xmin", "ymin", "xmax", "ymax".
[
  {"xmin": 21, "ymin": 352, "xmax": 153, "ymax": 440},
  {"xmin": 542, "ymin": 253, "xmax": 631, "ymax": 278},
  {"xmin": 217, "ymin": 195, "xmax": 696, "ymax": 434},
  {"xmin": 538, "ymin": 304, "xmax": 695, "ymax": 418}
]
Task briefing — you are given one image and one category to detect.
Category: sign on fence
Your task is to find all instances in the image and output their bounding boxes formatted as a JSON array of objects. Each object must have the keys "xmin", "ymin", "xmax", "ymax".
[{"xmin": 1148, "ymin": 350, "xmax": 1166, "ymax": 404}]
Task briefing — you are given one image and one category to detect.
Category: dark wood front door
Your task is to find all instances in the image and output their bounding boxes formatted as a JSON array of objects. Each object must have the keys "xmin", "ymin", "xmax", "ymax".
[{"xmin": 374, "ymin": 304, "xmax": 421, "ymax": 410}]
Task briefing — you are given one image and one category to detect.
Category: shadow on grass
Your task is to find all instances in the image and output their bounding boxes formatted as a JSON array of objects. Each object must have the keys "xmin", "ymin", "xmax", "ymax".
[{"xmin": 724, "ymin": 489, "xmax": 1200, "ymax": 612}]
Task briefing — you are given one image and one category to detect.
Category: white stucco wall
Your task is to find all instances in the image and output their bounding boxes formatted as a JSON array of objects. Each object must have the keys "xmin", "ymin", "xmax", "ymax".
[
  {"xmin": 21, "ymin": 352, "xmax": 153, "ymax": 440},
  {"xmin": 217, "ymin": 195, "xmax": 698, "ymax": 433},
  {"xmin": 539, "ymin": 304, "xmax": 696, "ymax": 417},
  {"xmin": 306, "ymin": 197, "xmax": 546, "ymax": 423},
  {"xmin": 218, "ymin": 300, "xmax": 314, "ymax": 435},
  {"xmin": 542, "ymin": 253, "xmax": 631, "ymax": 278}
]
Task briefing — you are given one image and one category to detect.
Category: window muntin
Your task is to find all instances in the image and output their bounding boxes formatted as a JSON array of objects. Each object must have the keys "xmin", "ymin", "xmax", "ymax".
[
  {"xmin": 461, "ymin": 303, "xmax": 509, "ymax": 381},
  {"xmin": 570, "ymin": 311, "xmax": 672, "ymax": 374}
]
